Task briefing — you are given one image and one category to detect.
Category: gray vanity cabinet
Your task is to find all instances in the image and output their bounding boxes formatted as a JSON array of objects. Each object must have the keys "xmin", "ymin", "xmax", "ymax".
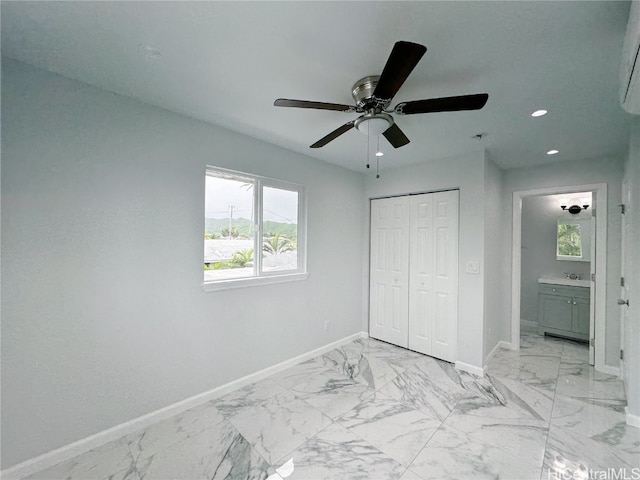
[{"xmin": 538, "ymin": 283, "xmax": 590, "ymax": 341}]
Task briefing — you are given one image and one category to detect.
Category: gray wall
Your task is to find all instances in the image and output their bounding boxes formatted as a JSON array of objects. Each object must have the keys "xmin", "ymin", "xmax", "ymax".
[
  {"xmin": 483, "ymin": 154, "xmax": 505, "ymax": 362},
  {"xmin": 502, "ymin": 156, "xmax": 623, "ymax": 367},
  {"xmin": 363, "ymin": 151, "xmax": 489, "ymax": 370},
  {"xmin": 622, "ymin": 118, "xmax": 640, "ymax": 420},
  {"xmin": 520, "ymin": 194, "xmax": 591, "ymax": 328},
  {"xmin": 1, "ymin": 59, "xmax": 365, "ymax": 468}
]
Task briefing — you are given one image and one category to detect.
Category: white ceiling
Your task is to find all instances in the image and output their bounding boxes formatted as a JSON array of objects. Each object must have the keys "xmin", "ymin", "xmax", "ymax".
[{"xmin": 1, "ymin": 1, "xmax": 635, "ymax": 172}]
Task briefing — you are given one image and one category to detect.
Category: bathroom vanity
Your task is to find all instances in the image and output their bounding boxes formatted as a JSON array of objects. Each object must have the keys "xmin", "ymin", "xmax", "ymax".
[{"xmin": 537, "ymin": 278, "xmax": 590, "ymax": 341}]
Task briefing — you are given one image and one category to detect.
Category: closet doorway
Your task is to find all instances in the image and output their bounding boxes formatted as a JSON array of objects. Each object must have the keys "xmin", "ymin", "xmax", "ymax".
[{"xmin": 369, "ymin": 190, "xmax": 459, "ymax": 363}]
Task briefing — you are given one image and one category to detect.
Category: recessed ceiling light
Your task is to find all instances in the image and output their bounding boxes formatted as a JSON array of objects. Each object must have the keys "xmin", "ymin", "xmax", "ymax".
[
  {"xmin": 547, "ymin": 149, "xmax": 559, "ymax": 155},
  {"xmin": 138, "ymin": 44, "xmax": 162, "ymax": 61},
  {"xmin": 375, "ymin": 151, "xmax": 384, "ymax": 157},
  {"xmin": 531, "ymin": 109, "xmax": 548, "ymax": 117}
]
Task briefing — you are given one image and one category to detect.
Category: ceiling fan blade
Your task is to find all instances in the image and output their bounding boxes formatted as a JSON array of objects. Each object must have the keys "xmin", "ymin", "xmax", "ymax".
[
  {"xmin": 382, "ymin": 123, "xmax": 410, "ymax": 148},
  {"xmin": 274, "ymin": 98, "xmax": 355, "ymax": 112},
  {"xmin": 395, "ymin": 93, "xmax": 489, "ymax": 115},
  {"xmin": 373, "ymin": 41, "xmax": 427, "ymax": 102},
  {"xmin": 310, "ymin": 121, "xmax": 355, "ymax": 148}
]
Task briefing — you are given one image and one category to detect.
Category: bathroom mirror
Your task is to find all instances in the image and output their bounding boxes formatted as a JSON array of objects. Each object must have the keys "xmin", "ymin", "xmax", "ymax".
[{"xmin": 557, "ymin": 216, "xmax": 591, "ymax": 262}]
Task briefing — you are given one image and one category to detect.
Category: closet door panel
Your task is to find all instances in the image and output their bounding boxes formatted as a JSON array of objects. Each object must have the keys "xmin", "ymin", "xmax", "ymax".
[
  {"xmin": 430, "ymin": 192, "xmax": 459, "ymax": 362},
  {"xmin": 409, "ymin": 191, "xmax": 458, "ymax": 362},
  {"xmin": 408, "ymin": 195, "xmax": 434, "ymax": 354},
  {"xmin": 369, "ymin": 196, "xmax": 410, "ymax": 347}
]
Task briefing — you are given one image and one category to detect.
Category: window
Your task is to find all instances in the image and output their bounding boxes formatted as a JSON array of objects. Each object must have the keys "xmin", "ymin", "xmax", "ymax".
[
  {"xmin": 556, "ymin": 216, "xmax": 592, "ymax": 262},
  {"xmin": 557, "ymin": 222, "xmax": 582, "ymax": 258},
  {"xmin": 204, "ymin": 166, "xmax": 306, "ymax": 290}
]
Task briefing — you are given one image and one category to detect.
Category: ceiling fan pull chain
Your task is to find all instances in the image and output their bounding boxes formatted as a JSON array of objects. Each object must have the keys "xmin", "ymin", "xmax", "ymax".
[
  {"xmin": 376, "ymin": 135, "xmax": 381, "ymax": 178},
  {"xmin": 366, "ymin": 125, "xmax": 370, "ymax": 169}
]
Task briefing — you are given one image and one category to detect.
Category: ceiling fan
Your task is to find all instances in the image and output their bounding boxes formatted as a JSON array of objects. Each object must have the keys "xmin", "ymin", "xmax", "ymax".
[{"xmin": 274, "ymin": 41, "xmax": 489, "ymax": 149}]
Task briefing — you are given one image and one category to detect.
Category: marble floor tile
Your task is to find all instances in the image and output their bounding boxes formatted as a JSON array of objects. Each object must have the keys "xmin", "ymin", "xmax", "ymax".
[
  {"xmin": 324, "ymin": 341, "xmax": 421, "ymax": 391},
  {"xmin": 287, "ymin": 373, "xmax": 375, "ymax": 419},
  {"xmin": 556, "ymin": 363, "xmax": 626, "ymax": 401},
  {"xmin": 519, "ymin": 334, "xmax": 564, "ymax": 357},
  {"xmin": 543, "ymin": 425, "xmax": 639, "ymax": 477},
  {"xmin": 24, "ymin": 438, "xmax": 136, "ymax": 480},
  {"xmin": 280, "ymin": 423, "xmax": 406, "ymax": 480},
  {"xmin": 439, "ymin": 378, "xmax": 550, "ymax": 475},
  {"xmin": 398, "ymin": 470, "xmax": 425, "ymax": 480},
  {"xmin": 135, "ymin": 421, "xmax": 272, "ymax": 480},
  {"xmin": 126, "ymin": 402, "xmax": 226, "ymax": 462},
  {"xmin": 486, "ymin": 349, "xmax": 561, "ymax": 393},
  {"xmin": 104, "ymin": 467, "xmax": 140, "ymax": 480},
  {"xmin": 336, "ymin": 392, "xmax": 441, "ymax": 466},
  {"xmin": 377, "ymin": 356, "xmax": 467, "ymax": 421},
  {"xmin": 272, "ymin": 356, "xmax": 376, "ymax": 419},
  {"xmin": 227, "ymin": 390, "xmax": 332, "ymax": 464},
  {"xmin": 451, "ymin": 375, "xmax": 554, "ymax": 428},
  {"xmin": 271, "ymin": 355, "xmax": 348, "ymax": 390},
  {"xmin": 560, "ymin": 345, "xmax": 590, "ymax": 371},
  {"xmin": 355, "ymin": 337, "xmax": 413, "ymax": 354},
  {"xmin": 19, "ymin": 334, "xmax": 636, "ymax": 480},
  {"xmin": 551, "ymin": 393, "xmax": 639, "ymax": 457},
  {"xmin": 211, "ymin": 378, "xmax": 289, "ymax": 419},
  {"xmin": 409, "ymin": 422, "xmax": 545, "ymax": 480}
]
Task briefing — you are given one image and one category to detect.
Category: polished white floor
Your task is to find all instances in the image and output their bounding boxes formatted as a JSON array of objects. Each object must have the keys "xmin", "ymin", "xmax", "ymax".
[{"xmin": 22, "ymin": 334, "xmax": 639, "ymax": 480}]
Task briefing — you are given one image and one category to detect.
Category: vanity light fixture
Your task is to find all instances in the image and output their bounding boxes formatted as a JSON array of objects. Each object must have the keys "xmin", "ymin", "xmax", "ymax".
[{"xmin": 560, "ymin": 203, "xmax": 589, "ymax": 214}]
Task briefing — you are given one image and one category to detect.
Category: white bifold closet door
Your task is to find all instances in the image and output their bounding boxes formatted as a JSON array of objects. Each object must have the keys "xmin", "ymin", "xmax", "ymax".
[
  {"xmin": 369, "ymin": 195, "xmax": 410, "ymax": 348},
  {"xmin": 369, "ymin": 190, "xmax": 458, "ymax": 363}
]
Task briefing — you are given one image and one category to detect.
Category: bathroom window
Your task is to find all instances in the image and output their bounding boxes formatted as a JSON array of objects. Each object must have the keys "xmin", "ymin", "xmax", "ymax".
[
  {"xmin": 203, "ymin": 166, "xmax": 307, "ymax": 291},
  {"xmin": 557, "ymin": 222, "xmax": 582, "ymax": 258},
  {"xmin": 557, "ymin": 216, "xmax": 591, "ymax": 262}
]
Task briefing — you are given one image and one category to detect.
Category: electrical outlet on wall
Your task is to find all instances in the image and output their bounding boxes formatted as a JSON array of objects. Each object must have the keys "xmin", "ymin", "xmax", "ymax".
[
  {"xmin": 466, "ymin": 261, "xmax": 480, "ymax": 274},
  {"xmin": 324, "ymin": 320, "xmax": 330, "ymax": 330}
]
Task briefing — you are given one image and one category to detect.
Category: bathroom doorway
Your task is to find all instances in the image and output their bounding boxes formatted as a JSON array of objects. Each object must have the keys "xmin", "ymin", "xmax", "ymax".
[
  {"xmin": 511, "ymin": 183, "xmax": 608, "ymax": 371},
  {"xmin": 520, "ymin": 192, "xmax": 594, "ymax": 363}
]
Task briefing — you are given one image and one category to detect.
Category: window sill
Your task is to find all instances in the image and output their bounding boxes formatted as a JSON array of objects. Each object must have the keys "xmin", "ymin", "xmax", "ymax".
[
  {"xmin": 202, "ymin": 272, "xmax": 309, "ymax": 292},
  {"xmin": 556, "ymin": 255, "xmax": 586, "ymax": 262}
]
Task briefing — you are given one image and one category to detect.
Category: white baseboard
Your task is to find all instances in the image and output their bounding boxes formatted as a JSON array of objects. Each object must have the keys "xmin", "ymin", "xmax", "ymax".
[
  {"xmin": 597, "ymin": 364, "xmax": 620, "ymax": 377},
  {"xmin": 1, "ymin": 331, "xmax": 368, "ymax": 480},
  {"xmin": 455, "ymin": 360, "xmax": 484, "ymax": 377},
  {"xmin": 626, "ymin": 407, "xmax": 640, "ymax": 428},
  {"xmin": 483, "ymin": 340, "xmax": 511, "ymax": 372}
]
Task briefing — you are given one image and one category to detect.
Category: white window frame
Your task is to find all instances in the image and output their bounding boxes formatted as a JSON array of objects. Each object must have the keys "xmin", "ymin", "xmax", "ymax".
[
  {"xmin": 556, "ymin": 218, "xmax": 585, "ymax": 262},
  {"xmin": 203, "ymin": 166, "xmax": 307, "ymax": 292}
]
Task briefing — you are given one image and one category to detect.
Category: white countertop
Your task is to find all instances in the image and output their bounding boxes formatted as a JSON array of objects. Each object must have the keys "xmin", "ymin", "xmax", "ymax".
[{"xmin": 538, "ymin": 277, "xmax": 591, "ymax": 288}]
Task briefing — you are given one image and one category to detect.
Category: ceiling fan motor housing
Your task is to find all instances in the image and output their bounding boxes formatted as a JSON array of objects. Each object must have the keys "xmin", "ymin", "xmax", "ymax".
[{"xmin": 352, "ymin": 75, "xmax": 390, "ymax": 111}]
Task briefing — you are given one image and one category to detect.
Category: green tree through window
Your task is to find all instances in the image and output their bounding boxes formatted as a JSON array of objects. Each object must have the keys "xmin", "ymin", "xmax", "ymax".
[{"xmin": 557, "ymin": 223, "xmax": 582, "ymax": 257}]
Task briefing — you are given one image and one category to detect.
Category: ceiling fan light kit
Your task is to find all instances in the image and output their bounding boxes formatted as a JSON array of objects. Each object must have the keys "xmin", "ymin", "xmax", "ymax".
[
  {"xmin": 354, "ymin": 112, "xmax": 393, "ymax": 136},
  {"xmin": 274, "ymin": 40, "xmax": 489, "ymax": 175}
]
